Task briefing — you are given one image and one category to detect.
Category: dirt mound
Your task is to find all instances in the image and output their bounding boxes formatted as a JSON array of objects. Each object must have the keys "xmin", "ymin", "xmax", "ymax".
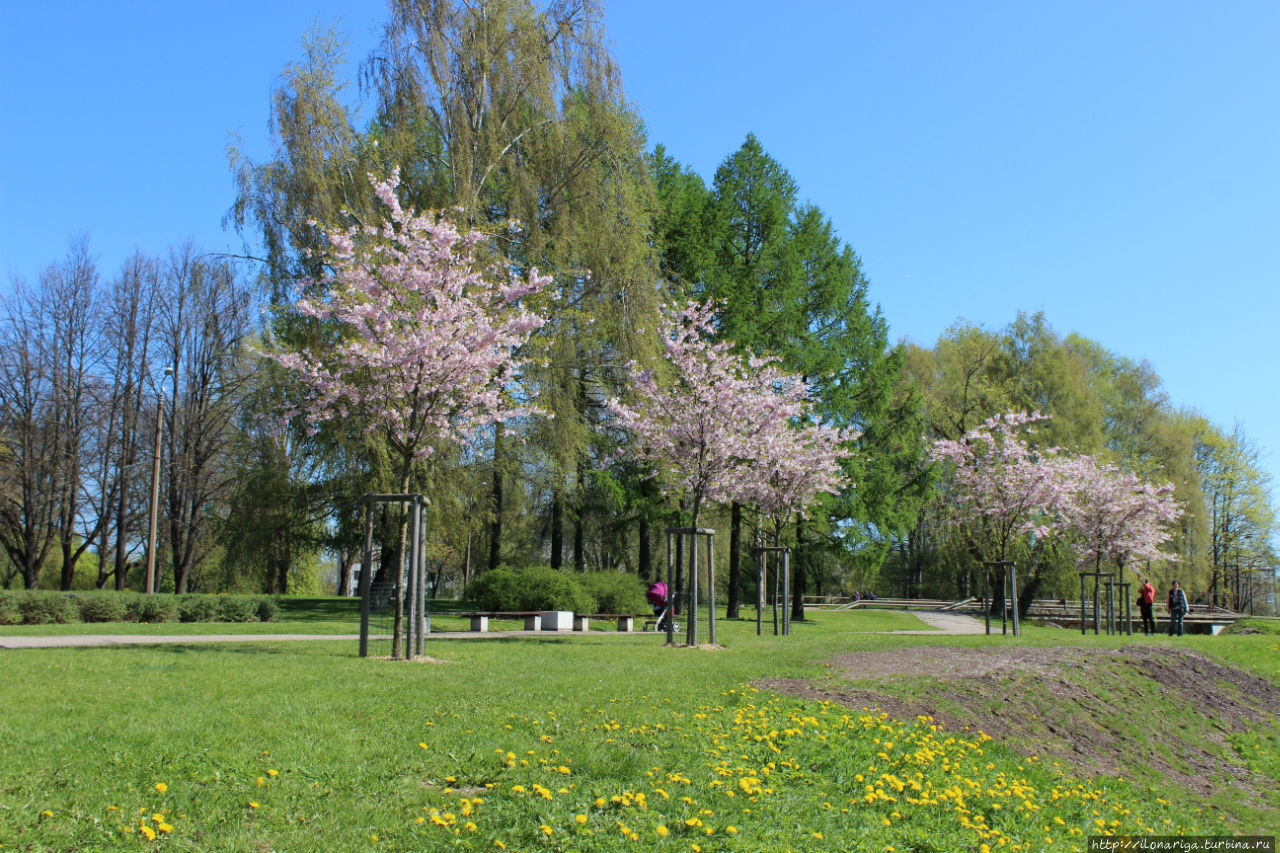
[{"xmin": 759, "ymin": 645, "xmax": 1280, "ymax": 803}]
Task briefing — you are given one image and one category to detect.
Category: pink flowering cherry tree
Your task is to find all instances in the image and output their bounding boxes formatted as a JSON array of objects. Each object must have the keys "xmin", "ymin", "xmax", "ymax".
[
  {"xmin": 608, "ymin": 299, "xmax": 823, "ymax": 531},
  {"xmin": 930, "ymin": 411, "xmax": 1074, "ymax": 617},
  {"xmin": 608, "ymin": 300, "xmax": 854, "ymax": 642},
  {"xmin": 734, "ymin": 412, "xmax": 856, "ymax": 535},
  {"xmin": 1056, "ymin": 455, "xmax": 1183, "ymax": 584},
  {"xmin": 273, "ymin": 168, "xmax": 552, "ymax": 654}
]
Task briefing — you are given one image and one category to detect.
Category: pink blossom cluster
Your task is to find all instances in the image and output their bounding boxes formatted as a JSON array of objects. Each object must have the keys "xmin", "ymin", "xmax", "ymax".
[
  {"xmin": 931, "ymin": 411, "xmax": 1183, "ymax": 569},
  {"xmin": 608, "ymin": 300, "xmax": 854, "ymax": 524},
  {"xmin": 272, "ymin": 168, "xmax": 552, "ymax": 461},
  {"xmin": 929, "ymin": 411, "xmax": 1067, "ymax": 558},
  {"xmin": 1054, "ymin": 455, "xmax": 1183, "ymax": 569}
]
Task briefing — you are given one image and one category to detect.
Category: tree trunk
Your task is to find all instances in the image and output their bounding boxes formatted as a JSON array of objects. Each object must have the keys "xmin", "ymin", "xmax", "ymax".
[
  {"xmin": 791, "ymin": 514, "xmax": 806, "ymax": 622},
  {"xmin": 573, "ymin": 461, "xmax": 585, "ymax": 570},
  {"xmin": 391, "ymin": 465, "xmax": 412, "ymax": 660},
  {"xmin": 489, "ymin": 426, "xmax": 504, "ymax": 570},
  {"xmin": 726, "ymin": 501, "xmax": 742, "ymax": 619},
  {"xmin": 550, "ymin": 487, "xmax": 563, "ymax": 569},
  {"xmin": 638, "ymin": 516, "xmax": 651, "ymax": 581}
]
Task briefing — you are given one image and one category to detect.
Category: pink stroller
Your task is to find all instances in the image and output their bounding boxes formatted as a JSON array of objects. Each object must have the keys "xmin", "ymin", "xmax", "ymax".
[{"xmin": 644, "ymin": 581, "xmax": 679, "ymax": 633}]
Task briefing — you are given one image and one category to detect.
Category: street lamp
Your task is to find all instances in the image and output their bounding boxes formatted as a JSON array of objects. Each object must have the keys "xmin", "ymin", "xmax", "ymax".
[{"xmin": 144, "ymin": 366, "xmax": 174, "ymax": 594}]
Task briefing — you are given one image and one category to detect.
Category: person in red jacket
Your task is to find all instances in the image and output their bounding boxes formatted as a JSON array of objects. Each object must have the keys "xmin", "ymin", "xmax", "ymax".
[{"xmin": 1138, "ymin": 579, "xmax": 1157, "ymax": 635}]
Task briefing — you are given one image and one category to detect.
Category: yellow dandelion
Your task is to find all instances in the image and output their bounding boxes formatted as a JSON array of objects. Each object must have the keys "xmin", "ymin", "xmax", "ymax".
[
  {"xmin": 657, "ymin": 825, "xmax": 670, "ymax": 837},
  {"xmin": 576, "ymin": 814, "xmax": 589, "ymax": 825},
  {"xmin": 40, "ymin": 809, "xmax": 53, "ymax": 818},
  {"xmin": 157, "ymin": 821, "xmax": 174, "ymax": 834},
  {"xmin": 249, "ymin": 802, "xmax": 260, "ymax": 809},
  {"xmin": 154, "ymin": 782, "xmax": 168, "ymax": 794},
  {"xmin": 541, "ymin": 824, "xmax": 553, "ymax": 837},
  {"xmin": 139, "ymin": 825, "xmax": 157, "ymax": 841}
]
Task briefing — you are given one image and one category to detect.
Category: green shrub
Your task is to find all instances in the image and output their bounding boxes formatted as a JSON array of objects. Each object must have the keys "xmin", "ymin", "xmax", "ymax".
[
  {"xmin": 464, "ymin": 565, "xmax": 592, "ymax": 613},
  {"xmin": 75, "ymin": 593, "xmax": 128, "ymax": 623},
  {"xmin": 217, "ymin": 595, "xmax": 259, "ymax": 622},
  {"xmin": 128, "ymin": 595, "xmax": 178, "ymax": 623},
  {"xmin": 577, "ymin": 572, "xmax": 649, "ymax": 615},
  {"xmin": 0, "ymin": 590, "xmax": 22, "ymax": 625},
  {"xmin": 256, "ymin": 597, "xmax": 278, "ymax": 622},
  {"xmin": 18, "ymin": 591, "xmax": 80, "ymax": 624},
  {"xmin": 177, "ymin": 595, "xmax": 220, "ymax": 623}
]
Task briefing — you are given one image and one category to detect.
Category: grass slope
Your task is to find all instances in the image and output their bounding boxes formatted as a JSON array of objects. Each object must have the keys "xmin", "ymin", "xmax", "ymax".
[{"xmin": 1, "ymin": 609, "xmax": 1276, "ymax": 852}]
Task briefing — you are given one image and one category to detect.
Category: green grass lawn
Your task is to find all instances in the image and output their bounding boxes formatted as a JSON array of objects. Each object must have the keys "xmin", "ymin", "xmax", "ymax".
[{"xmin": 1, "ymin": 609, "xmax": 1275, "ymax": 852}]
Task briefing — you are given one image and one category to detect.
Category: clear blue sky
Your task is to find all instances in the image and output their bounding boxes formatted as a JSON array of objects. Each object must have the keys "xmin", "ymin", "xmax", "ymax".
[{"xmin": 2, "ymin": 1, "xmax": 1278, "ymax": 500}]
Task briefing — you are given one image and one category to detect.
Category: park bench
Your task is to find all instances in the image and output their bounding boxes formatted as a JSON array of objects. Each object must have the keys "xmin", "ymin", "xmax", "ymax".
[
  {"xmin": 456, "ymin": 611, "xmax": 543, "ymax": 632},
  {"xmin": 572, "ymin": 614, "xmax": 638, "ymax": 632}
]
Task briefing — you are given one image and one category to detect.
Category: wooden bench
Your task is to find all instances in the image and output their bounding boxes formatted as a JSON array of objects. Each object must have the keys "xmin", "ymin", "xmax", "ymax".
[
  {"xmin": 573, "ymin": 614, "xmax": 637, "ymax": 632},
  {"xmin": 456, "ymin": 611, "xmax": 542, "ymax": 632}
]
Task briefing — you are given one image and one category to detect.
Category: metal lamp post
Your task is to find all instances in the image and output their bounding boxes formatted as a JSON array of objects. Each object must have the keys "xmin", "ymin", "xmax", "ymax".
[{"xmin": 144, "ymin": 366, "xmax": 174, "ymax": 594}]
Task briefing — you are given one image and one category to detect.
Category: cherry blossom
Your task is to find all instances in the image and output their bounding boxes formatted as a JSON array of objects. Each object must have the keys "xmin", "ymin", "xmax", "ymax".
[
  {"xmin": 929, "ymin": 411, "xmax": 1069, "ymax": 562},
  {"xmin": 609, "ymin": 299, "xmax": 853, "ymax": 528},
  {"xmin": 1056, "ymin": 454, "xmax": 1183, "ymax": 577},
  {"xmin": 271, "ymin": 167, "xmax": 552, "ymax": 487}
]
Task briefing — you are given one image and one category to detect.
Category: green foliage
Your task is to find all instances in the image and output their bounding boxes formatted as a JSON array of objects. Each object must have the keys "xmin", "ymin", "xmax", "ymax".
[
  {"xmin": 177, "ymin": 594, "xmax": 220, "ymax": 623},
  {"xmin": 17, "ymin": 592, "xmax": 79, "ymax": 624},
  {"xmin": 74, "ymin": 593, "xmax": 128, "ymax": 623},
  {"xmin": 257, "ymin": 597, "xmax": 279, "ymax": 622},
  {"xmin": 216, "ymin": 595, "xmax": 261, "ymax": 623},
  {"xmin": 126, "ymin": 595, "xmax": 178, "ymax": 624},
  {"xmin": 0, "ymin": 591, "xmax": 19, "ymax": 625},
  {"xmin": 576, "ymin": 572, "xmax": 648, "ymax": 615},
  {"xmin": 463, "ymin": 565, "xmax": 592, "ymax": 613}
]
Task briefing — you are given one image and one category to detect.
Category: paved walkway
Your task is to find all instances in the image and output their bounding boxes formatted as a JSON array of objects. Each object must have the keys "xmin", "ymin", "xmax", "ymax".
[
  {"xmin": 890, "ymin": 610, "xmax": 989, "ymax": 635},
  {"xmin": 1, "ymin": 610, "xmax": 993, "ymax": 649}
]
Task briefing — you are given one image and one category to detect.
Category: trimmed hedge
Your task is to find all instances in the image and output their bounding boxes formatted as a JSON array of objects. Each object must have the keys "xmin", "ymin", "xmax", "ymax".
[
  {"xmin": 464, "ymin": 565, "xmax": 593, "ymax": 613},
  {"xmin": 0, "ymin": 591, "xmax": 280, "ymax": 625},
  {"xmin": 463, "ymin": 566, "xmax": 649, "ymax": 615},
  {"xmin": 577, "ymin": 572, "xmax": 649, "ymax": 615},
  {"xmin": 75, "ymin": 594, "xmax": 128, "ymax": 623},
  {"xmin": 18, "ymin": 591, "xmax": 78, "ymax": 624},
  {"xmin": 0, "ymin": 591, "xmax": 22, "ymax": 625}
]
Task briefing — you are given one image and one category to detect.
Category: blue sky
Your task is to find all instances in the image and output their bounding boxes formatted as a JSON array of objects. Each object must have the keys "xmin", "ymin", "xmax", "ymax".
[{"xmin": 2, "ymin": 1, "xmax": 1277, "ymax": 499}]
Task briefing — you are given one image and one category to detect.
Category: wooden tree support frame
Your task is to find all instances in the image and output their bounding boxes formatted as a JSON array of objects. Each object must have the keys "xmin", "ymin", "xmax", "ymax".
[
  {"xmin": 665, "ymin": 527, "xmax": 715, "ymax": 647},
  {"xmin": 983, "ymin": 560, "xmax": 1020, "ymax": 637},
  {"xmin": 360, "ymin": 493, "xmax": 430, "ymax": 659},
  {"xmin": 1078, "ymin": 571, "xmax": 1133, "ymax": 636},
  {"xmin": 752, "ymin": 545, "xmax": 791, "ymax": 636}
]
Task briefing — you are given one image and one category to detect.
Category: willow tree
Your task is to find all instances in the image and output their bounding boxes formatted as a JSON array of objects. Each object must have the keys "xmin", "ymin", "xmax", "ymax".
[
  {"xmin": 232, "ymin": 1, "xmax": 661, "ymax": 577},
  {"xmin": 365, "ymin": 0, "xmax": 661, "ymax": 570}
]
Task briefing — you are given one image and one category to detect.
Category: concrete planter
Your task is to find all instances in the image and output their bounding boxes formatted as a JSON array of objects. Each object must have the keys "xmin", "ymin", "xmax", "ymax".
[{"xmin": 539, "ymin": 610, "xmax": 574, "ymax": 631}]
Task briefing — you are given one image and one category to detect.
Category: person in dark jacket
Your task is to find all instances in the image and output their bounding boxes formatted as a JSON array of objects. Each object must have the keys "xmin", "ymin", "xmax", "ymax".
[{"xmin": 1167, "ymin": 580, "xmax": 1189, "ymax": 637}]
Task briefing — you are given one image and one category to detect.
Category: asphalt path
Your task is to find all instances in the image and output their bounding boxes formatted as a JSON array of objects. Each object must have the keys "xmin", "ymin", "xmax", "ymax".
[{"xmin": 0, "ymin": 610, "xmax": 991, "ymax": 649}]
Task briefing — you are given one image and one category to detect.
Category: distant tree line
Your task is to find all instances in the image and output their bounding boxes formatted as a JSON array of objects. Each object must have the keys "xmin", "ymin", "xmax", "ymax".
[{"xmin": 3, "ymin": 0, "xmax": 1274, "ymax": 614}]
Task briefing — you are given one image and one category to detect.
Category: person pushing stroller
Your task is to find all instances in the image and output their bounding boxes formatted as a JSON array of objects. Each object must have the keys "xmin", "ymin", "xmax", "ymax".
[{"xmin": 646, "ymin": 581, "xmax": 676, "ymax": 632}]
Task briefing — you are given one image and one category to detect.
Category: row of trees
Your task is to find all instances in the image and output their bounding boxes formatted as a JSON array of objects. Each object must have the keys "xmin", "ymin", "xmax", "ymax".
[
  {"xmin": 0, "ymin": 240, "xmax": 253, "ymax": 593},
  {"xmin": 3, "ymin": 0, "xmax": 1275, "ymax": 614},
  {"xmin": 891, "ymin": 316, "xmax": 1277, "ymax": 612}
]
